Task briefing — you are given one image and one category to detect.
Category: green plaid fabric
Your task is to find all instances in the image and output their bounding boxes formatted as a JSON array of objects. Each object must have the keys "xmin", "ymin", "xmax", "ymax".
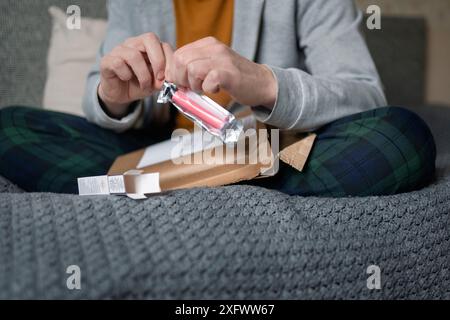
[
  {"xmin": 254, "ymin": 106, "xmax": 436, "ymax": 196},
  {"xmin": 0, "ymin": 106, "xmax": 169, "ymax": 193},
  {"xmin": 0, "ymin": 106, "xmax": 436, "ymax": 196}
]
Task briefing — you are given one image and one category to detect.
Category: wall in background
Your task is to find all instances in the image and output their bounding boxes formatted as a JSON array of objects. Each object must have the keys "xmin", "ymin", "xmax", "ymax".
[{"xmin": 356, "ymin": 0, "xmax": 450, "ymax": 106}]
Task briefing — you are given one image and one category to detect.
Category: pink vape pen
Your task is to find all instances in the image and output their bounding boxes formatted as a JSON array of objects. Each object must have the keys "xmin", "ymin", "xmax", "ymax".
[{"xmin": 158, "ymin": 81, "xmax": 243, "ymax": 143}]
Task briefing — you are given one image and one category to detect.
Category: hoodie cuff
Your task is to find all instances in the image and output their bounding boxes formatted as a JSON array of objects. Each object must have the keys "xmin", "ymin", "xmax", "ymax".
[
  {"xmin": 90, "ymin": 79, "xmax": 143, "ymax": 132},
  {"xmin": 251, "ymin": 65, "xmax": 304, "ymax": 130}
]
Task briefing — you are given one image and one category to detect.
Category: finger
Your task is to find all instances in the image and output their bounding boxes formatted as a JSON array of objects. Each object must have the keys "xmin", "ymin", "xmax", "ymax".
[
  {"xmin": 176, "ymin": 36, "xmax": 218, "ymax": 54},
  {"xmin": 140, "ymin": 33, "xmax": 166, "ymax": 82},
  {"xmin": 202, "ymin": 69, "xmax": 221, "ymax": 94},
  {"xmin": 162, "ymin": 43, "xmax": 174, "ymax": 87},
  {"xmin": 186, "ymin": 58, "xmax": 212, "ymax": 92},
  {"xmin": 123, "ymin": 36, "xmax": 146, "ymax": 52},
  {"xmin": 202, "ymin": 69, "xmax": 233, "ymax": 94},
  {"xmin": 162, "ymin": 42, "xmax": 174, "ymax": 82},
  {"xmin": 111, "ymin": 45, "xmax": 153, "ymax": 90},
  {"xmin": 101, "ymin": 55, "xmax": 134, "ymax": 81},
  {"xmin": 176, "ymin": 45, "xmax": 216, "ymax": 65},
  {"xmin": 173, "ymin": 45, "xmax": 218, "ymax": 88}
]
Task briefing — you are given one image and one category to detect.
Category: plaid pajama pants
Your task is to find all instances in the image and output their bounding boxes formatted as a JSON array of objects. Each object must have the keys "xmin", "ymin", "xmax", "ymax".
[{"xmin": 0, "ymin": 106, "xmax": 436, "ymax": 196}]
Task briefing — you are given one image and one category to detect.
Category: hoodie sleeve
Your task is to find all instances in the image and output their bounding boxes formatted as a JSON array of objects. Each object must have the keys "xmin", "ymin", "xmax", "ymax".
[{"xmin": 252, "ymin": 0, "xmax": 387, "ymax": 131}]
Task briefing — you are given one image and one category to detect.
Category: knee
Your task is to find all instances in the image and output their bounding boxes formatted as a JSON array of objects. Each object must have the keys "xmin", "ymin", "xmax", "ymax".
[
  {"xmin": 0, "ymin": 106, "xmax": 31, "ymax": 129},
  {"xmin": 381, "ymin": 106, "xmax": 436, "ymax": 168},
  {"xmin": 379, "ymin": 106, "xmax": 431, "ymax": 135},
  {"xmin": 304, "ymin": 106, "xmax": 437, "ymax": 196},
  {"xmin": 368, "ymin": 106, "xmax": 436, "ymax": 192}
]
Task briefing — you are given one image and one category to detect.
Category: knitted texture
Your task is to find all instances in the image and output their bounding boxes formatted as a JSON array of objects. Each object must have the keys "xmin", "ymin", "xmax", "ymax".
[{"xmin": 1, "ymin": 176, "xmax": 449, "ymax": 299}]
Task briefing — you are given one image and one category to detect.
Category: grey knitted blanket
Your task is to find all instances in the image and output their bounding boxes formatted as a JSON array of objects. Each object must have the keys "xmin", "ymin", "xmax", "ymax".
[{"xmin": 0, "ymin": 174, "xmax": 449, "ymax": 299}]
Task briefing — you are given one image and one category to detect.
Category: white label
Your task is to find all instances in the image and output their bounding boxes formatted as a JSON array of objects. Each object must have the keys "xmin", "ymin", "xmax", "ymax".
[
  {"xmin": 107, "ymin": 175, "xmax": 126, "ymax": 194},
  {"xmin": 77, "ymin": 176, "xmax": 109, "ymax": 196}
]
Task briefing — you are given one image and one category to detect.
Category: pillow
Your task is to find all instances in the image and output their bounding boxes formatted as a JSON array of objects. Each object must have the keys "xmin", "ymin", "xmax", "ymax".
[{"xmin": 43, "ymin": 6, "xmax": 107, "ymax": 116}]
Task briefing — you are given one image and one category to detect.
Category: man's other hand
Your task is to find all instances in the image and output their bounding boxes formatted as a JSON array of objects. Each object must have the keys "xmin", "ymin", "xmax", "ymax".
[{"xmin": 98, "ymin": 33, "xmax": 174, "ymax": 118}]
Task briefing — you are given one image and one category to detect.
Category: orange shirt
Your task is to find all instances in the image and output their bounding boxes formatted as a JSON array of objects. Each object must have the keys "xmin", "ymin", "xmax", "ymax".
[{"xmin": 173, "ymin": 0, "xmax": 234, "ymax": 130}]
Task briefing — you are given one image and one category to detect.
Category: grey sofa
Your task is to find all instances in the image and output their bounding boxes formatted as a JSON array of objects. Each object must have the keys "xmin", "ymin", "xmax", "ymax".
[{"xmin": 0, "ymin": 1, "xmax": 449, "ymax": 299}]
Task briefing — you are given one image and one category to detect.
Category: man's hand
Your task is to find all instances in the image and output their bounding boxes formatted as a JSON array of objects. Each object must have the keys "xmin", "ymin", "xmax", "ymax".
[
  {"xmin": 98, "ymin": 33, "xmax": 174, "ymax": 118},
  {"xmin": 165, "ymin": 37, "xmax": 277, "ymax": 109}
]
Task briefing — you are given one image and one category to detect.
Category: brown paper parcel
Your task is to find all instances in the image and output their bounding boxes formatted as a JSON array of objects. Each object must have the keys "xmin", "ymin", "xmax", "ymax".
[{"xmin": 108, "ymin": 124, "xmax": 316, "ymax": 193}]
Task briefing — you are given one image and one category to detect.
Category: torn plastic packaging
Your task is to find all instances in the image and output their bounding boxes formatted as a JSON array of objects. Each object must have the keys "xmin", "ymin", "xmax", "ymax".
[{"xmin": 157, "ymin": 81, "xmax": 243, "ymax": 144}]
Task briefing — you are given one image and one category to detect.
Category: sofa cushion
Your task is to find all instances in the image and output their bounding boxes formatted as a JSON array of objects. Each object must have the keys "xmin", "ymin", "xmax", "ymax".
[
  {"xmin": 362, "ymin": 17, "xmax": 427, "ymax": 107},
  {"xmin": 43, "ymin": 7, "xmax": 107, "ymax": 116}
]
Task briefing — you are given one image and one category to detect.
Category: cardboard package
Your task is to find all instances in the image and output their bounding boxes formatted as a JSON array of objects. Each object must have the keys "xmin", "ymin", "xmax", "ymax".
[{"xmin": 104, "ymin": 118, "xmax": 316, "ymax": 196}]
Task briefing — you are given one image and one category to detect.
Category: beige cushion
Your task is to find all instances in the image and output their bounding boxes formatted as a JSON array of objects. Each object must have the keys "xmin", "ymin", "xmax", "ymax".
[{"xmin": 43, "ymin": 6, "xmax": 107, "ymax": 116}]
